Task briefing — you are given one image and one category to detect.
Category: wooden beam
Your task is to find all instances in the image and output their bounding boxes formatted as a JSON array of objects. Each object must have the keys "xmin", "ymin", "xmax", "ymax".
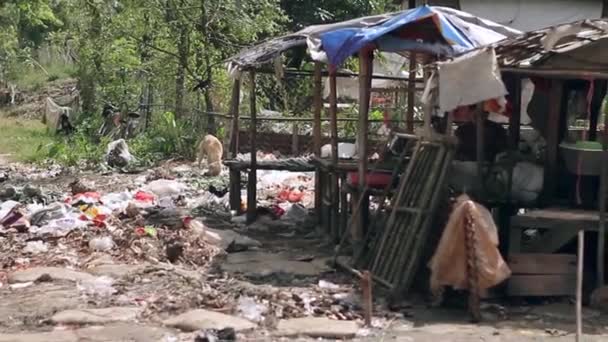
[
  {"xmin": 543, "ymin": 79, "xmax": 564, "ymax": 201},
  {"xmin": 407, "ymin": 53, "xmax": 417, "ymax": 133},
  {"xmin": 501, "ymin": 67, "xmax": 608, "ymax": 80},
  {"xmin": 354, "ymin": 48, "xmax": 374, "ymax": 248},
  {"xmin": 246, "ymin": 71, "xmax": 257, "ymax": 224}
]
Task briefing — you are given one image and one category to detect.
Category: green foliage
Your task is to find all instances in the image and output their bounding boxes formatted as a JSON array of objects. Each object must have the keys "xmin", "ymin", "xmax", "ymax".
[
  {"xmin": 0, "ymin": 115, "xmax": 55, "ymax": 162},
  {"xmin": 1, "ymin": 0, "xmax": 398, "ymax": 166}
]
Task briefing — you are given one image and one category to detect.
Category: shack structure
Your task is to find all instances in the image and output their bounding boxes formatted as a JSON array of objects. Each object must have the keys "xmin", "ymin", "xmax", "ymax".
[
  {"xmin": 224, "ymin": 5, "xmax": 521, "ymax": 298},
  {"xmin": 487, "ymin": 19, "xmax": 608, "ymax": 295}
]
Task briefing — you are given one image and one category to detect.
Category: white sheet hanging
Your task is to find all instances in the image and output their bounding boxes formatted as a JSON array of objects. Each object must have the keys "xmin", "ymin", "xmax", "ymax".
[{"xmin": 436, "ymin": 47, "xmax": 507, "ymax": 114}]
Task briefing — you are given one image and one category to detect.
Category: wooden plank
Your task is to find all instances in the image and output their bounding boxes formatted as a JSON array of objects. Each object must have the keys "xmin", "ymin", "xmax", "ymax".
[
  {"xmin": 246, "ymin": 71, "xmax": 257, "ymax": 224},
  {"xmin": 524, "ymin": 229, "xmax": 578, "ymax": 254},
  {"xmin": 508, "ymin": 253, "xmax": 576, "ymax": 275},
  {"xmin": 511, "ymin": 208, "xmax": 600, "ymax": 229},
  {"xmin": 543, "ymin": 79, "xmax": 564, "ymax": 201},
  {"xmin": 507, "ymin": 274, "xmax": 576, "ymax": 297}
]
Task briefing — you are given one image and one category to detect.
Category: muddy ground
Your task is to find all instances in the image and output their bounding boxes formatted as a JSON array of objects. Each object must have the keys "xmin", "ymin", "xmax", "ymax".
[{"xmin": 0, "ymin": 161, "xmax": 607, "ymax": 341}]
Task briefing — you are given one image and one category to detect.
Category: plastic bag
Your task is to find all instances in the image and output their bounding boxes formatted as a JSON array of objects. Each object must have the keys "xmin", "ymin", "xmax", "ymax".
[
  {"xmin": 101, "ymin": 191, "xmax": 133, "ymax": 211},
  {"xmin": 428, "ymin": 194, "xmax": 511, "ymax": 294},
  {"xmin": 106, "ymin": 139, "xmax": 134, "ymax": 168},
  {"xmin": 143, "ymin": 179, "xmax": 187, "ymax": 198}
]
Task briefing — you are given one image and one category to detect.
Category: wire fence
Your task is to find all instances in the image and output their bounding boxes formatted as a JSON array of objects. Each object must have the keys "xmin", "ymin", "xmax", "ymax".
[{"xmin": 134, "ymin": 68, "xmax": 425, "ymax": 156}]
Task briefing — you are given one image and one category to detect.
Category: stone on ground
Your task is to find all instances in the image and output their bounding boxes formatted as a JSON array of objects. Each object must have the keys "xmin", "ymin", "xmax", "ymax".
[
  {"xmin": 8, "ymin": 267, "xmax": 95, "ymax": 283},
  {"xmin": 0, "ymin": 283, "xmax": 82, "ymax": 327},
  {"xmin": 220, "ymin": 251, "xmax": 329, "ymax": 277},
  {"xmin": 51, "ymin": 306, "xmax": 141, "ymax": 325},
  {"xmin": 88, "ymin": 264, "xmax": 147, "ymax": 278},
  {"xmin": 0, "ymin": 323, "xmax": 172, "ymax": 342},
  {"xmin": 163, "ymin": 309, "xmax": 256, "ymax": 332},
  {"xmin": 275, "ymin": 317, "xmax": 359, "ymax": 339}
]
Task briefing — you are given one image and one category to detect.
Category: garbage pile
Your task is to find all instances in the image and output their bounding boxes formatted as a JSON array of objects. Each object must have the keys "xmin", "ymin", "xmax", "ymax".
[
  {"xmin": 0, "ymin": 173, "xmax": 228, "ymax": 274},
  {"xmin": 235, "ymin": 152, "xmax": 316, "ymax": 219},
  {"xmin": 0, "ymin": 161, "xmax": 402, "ymax": 339}
]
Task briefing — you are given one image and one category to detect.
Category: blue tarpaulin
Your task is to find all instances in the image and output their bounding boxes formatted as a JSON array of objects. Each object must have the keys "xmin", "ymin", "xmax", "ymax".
[
  {"xmin": 226, "ymin": 5, "xmax": 521, "ymax": 70},
  {"xmin": 309, "ymin": 5, "xmax": 521, "ymax": 66}
]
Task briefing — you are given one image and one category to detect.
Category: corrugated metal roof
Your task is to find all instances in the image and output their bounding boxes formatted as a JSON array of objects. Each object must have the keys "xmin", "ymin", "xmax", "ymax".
[{"xmin": 494, "ymin": 19, "xmax": 608, "ymax": 69}]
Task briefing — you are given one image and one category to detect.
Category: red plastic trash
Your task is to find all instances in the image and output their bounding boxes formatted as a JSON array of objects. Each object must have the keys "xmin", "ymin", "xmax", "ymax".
[
  {"xmin": 134, "ymin": 191, "xmax": 156, "ymax": 203},
  {"xmin": 347, "ymin": 172, "xmax": 392, "ymax": 189}
]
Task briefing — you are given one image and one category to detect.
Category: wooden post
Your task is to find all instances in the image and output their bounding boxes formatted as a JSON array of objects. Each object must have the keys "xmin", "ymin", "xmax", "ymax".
[
  {"xmin": 407, "ymin": 53, "xmax": 417, "ymax": 133},
  {"xmin": 228, "ymin": 77, "xmax": 242, "ymax": 214},
  {"xmin": 313, "ymin": 63, "xmax": 323, "ymax": 223},
  {"xmin": 361, "ymin": 270, "xmax": 373, "ymax": 327},
  {"xmin": 229, "ymin": 77, "xmax": 241, "ymax": 158},
  {"xmin": 422, "ymin": 58, "xmax": 433, "ymax": 136},
  {"xmin": 354, "ymin": 48, "xmax": 374, "ymax": 249},
  {"xmin": 329, "ymin": 67, "xmax": 339, "ymax": 237},
  {"xmin": 508, "ymin": 76, "xmax": 522, "ymax": 149},
  {"xmin": 247, "ymin": 71, "xmax": 257, "ymax": 224},
  {"xmin": 598, "ymin": 99, "xmax": 608, "ymax": 288},
  {"xmin": 576, "ymin": 230, "xmax": 585, "ymax": 342},
  {"xmin": 544, "ymin": 79, "xmax": 564, "ymax": 201},
  {"xmin": 292, "ymin": 122, "xmax": 299, "ymax": 155}
]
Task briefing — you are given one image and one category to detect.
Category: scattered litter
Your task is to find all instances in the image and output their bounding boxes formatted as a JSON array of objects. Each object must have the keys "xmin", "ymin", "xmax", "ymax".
[
  {"xmin": 237, "ymin": 295, "xmax": 268, "ymax": 323},
  {"xmin": 89, "ymin": 236, "xmax": 115, "ymax": 251},
  {"xmin": 318, "ymin": 279, "xmax": 340, "ymax": 290},
  {"xmin": 23, "ymin": 241, "xmax": 48, "ymax": 254},
  {"xmin": 78, "ymin": 276, "xmax": 116, "ymax": 297}
]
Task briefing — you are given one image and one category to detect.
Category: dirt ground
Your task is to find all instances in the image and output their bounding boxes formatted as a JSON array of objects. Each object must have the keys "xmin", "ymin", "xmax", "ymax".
[{"xmin": 0, "ymin": 161, "xmax": 607, "ymax": 341}]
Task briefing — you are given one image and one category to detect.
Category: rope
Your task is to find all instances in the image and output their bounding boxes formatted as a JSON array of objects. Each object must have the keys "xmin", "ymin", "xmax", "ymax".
[{"xmin": 464, "ymin": 201, "xmax": 481, "ymax": 323}]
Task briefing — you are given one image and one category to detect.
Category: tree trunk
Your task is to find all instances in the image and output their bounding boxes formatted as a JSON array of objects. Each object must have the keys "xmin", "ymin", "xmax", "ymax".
[
  {"xmin": 200, "ymin": 0, "xmax": 216, "ymax": 135},
  {"xmin": 79, "ymin": 1, "xmax": 102, "ymax": 116},
  {"xmin": 175, "ymin": 25, "xmax": 189, "ymax": 120}
]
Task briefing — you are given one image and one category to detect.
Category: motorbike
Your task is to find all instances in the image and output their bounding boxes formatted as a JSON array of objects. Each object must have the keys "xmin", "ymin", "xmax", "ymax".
[{"xmin": 98, "ymin": 103, "xmax": 142, "ymax": 140}]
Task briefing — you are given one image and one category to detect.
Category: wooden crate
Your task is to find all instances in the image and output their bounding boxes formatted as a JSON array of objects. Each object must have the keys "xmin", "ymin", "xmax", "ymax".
[{"xmin": 506, "ymin": 253, "xmax": 576, "ymax": 297}]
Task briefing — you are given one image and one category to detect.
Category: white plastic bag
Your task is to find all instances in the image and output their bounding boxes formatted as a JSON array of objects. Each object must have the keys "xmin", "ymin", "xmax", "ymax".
[{"xmin": 143, "ymin": 179, "xmax": 187, "ymax": 198}]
